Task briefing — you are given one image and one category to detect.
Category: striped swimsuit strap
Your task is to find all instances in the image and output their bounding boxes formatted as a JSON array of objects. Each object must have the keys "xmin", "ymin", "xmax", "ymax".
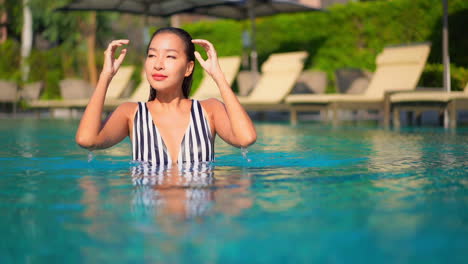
[{"xmin": 132, "ymin": 99, "xmax": 214, "ymax": 165}]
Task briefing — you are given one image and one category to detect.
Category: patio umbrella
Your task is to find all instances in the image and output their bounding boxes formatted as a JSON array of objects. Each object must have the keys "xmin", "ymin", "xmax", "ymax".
[
  {"xmin": 170, "ymin": 0, "xmax": 321, "ymax": 74},
  {"xmin": 57, "ymin": 0, "xmax": 228, "ymax": 17},
  {"xmin": 59, "ymin": 0, "xmax": 320, "ymax": 73},
  {"xmin": 57, "ymin": 0, "xmax": 231, "ymax": 44}
]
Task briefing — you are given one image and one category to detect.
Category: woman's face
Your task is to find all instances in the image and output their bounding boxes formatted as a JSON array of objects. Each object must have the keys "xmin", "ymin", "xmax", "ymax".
[{"xmin": 145, "ymin": 32, "xmax": 194, "ymax": 94}]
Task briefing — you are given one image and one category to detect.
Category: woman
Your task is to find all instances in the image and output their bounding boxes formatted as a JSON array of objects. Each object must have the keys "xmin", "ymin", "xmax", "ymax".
[{"xmin": 76, "ymin": 27, "xmax": 256, "ymax": 165}]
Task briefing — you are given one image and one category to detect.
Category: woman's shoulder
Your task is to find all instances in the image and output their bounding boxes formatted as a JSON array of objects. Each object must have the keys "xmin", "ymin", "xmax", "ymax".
[
  {"xmin": 117, "ymin": 101, "xmax": 139, "ymax": 110},
  {"xmin": 113, "ymin": 102, "xmax": 140, "ymax": 117},
  {"xmin": 198, "ymin": 98, "xmax": 224, "ymax": 112}
]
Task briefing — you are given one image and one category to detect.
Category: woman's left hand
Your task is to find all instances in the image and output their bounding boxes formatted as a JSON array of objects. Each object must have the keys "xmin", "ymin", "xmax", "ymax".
[
  {"xmin": 193, "ymin": 40, "xmax": 256, "ymax": 148},
  {"xmin": 192, "ymin": 39, "xmax": 223, "ymax": 79}
]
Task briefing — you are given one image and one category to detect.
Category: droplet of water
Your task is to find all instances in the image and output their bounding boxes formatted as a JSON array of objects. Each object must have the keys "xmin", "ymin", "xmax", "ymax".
[
  {"xmin": 87, "ymin": 151, "xmax": 94, "ymax": 163},
  {"xmin": 241, "ymin": 147, "xmax": 251, "ymax": 163}
]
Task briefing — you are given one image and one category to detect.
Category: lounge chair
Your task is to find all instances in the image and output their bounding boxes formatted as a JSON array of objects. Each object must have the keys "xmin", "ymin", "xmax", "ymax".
[
  {"xmin": 104, "ymin": 71, "xmax": 150, "ymax": 109},
  {"xmin": 0, "ymin": 80, "xmax": 19, "ymax": 113},
  {"xmin": 28, "ymin": 79, "xmax": 94, "ymax": 108},
  {"xmin": 237, "ymin": 51, "xmax": 308, "ymax": 110},
  {"xmin": 124, "ymin": 71, "xmax": 151, "ymax": 102},
  {"xmin": 335, "ymin": 68, "xmax": 372, "ymax": 94},
  {"xmin": 285, "ymin": 43, "xmax": 431, "ymax": 125},
  {"xmin": 191, "ymin": 56, "xmax": 241, "ymax": 100},
  {"xmin": 236, "ymin": 70, "xmax": 260, "ymax": 96},
  {"xmin": 20, "ymin": 82, "xmax": 44, "ymax": 101},
  {"xmin": 390, "ymin": 82, "xmax": 468, "ymax": 128},
  {"xmin": 290, "ymin": 70, "xmax": 328, "ymax": 95},
  {"xmin": 28, "ymin": 66, "xmax": 134, "ymax": 110},
  {"xmin": 104, "ymin": 66, "xmax": 135, "ymax": 100},
  {"xmin": 0, "ymin": 80, "xmax": 18, "ymax": 102}
]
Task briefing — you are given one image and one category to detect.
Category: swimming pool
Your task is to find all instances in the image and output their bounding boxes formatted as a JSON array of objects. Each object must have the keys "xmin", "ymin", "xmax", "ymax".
[{"xmin": 1, "ymin": 119, "xmax": 467, "ymax": 263}]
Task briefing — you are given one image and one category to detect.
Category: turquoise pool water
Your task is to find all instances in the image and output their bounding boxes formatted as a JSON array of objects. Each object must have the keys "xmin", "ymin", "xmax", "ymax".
[{"xmin": 1, "ymin": 119, "xmax": 467, "ymax": 263}]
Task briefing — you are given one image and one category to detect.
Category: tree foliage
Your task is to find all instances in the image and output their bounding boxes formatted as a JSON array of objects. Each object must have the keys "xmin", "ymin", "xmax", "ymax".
[
  {"xmin": 0, "ymin": 0, "xmax": 118, "ymax": 98},
  {"xmin": 0, "ymin": 0, "xmax": 466, "ymax": 98},
  {"xmin": 184, "ymin": 0, "xmax": 468, "ymax": 91}
]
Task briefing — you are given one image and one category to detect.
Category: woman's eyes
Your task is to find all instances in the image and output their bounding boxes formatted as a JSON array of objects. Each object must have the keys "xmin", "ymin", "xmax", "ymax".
[{"xmin": 147, "ymin": 54, "xmax": 176, "ymax": 59}]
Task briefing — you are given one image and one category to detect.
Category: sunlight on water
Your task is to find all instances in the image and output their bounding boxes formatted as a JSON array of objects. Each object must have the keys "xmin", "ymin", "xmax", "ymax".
[{"xmin": 0, "ymin": 119, "xmax": 467, "ymax": 263}]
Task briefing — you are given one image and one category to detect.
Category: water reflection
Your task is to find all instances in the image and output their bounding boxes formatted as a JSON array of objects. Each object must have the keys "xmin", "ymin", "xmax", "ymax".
[
  {"xmin": 130, "ymin": 162, "xmax": 253, "ymax": 220},
  {"xmin": 366, "ymin": 131, "xmax": 424, "ymax": 173}
]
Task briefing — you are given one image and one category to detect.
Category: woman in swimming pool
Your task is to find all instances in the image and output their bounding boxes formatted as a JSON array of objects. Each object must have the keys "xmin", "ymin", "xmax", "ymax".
[{"xmin": 76, "ymin": 27, "xmax": 256, "ymax": 165}]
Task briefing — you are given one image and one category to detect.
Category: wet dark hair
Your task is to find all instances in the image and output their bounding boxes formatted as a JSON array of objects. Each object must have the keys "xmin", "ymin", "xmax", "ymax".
[{"xmin": 146, "ymin": 27, "xmax": 195, "ymax": 101}]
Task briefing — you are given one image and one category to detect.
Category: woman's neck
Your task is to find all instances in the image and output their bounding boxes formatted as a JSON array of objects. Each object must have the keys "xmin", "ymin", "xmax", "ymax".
[
  {"xmin": 155, "ymin": 88, "xmax": 185, "ymax": 103},
  {"xmin": 152, "ymin": 89, "xmax": 189, "ymax": 111}
]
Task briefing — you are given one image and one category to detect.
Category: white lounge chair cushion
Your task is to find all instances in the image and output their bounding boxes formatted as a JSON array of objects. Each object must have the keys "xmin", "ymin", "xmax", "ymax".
[{"xmin": 391, "ymin": 91, "xmax": 468, "ymax": 103}]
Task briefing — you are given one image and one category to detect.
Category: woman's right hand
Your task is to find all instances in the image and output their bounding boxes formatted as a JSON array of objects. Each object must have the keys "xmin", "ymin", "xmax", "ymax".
[{"xmin": 102, "ymin": 39, "xmax": 130, "ymax": 78}]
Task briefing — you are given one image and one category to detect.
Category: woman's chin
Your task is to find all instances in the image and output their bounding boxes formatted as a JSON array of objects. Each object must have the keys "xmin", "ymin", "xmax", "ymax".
[{"xmin": 151, "ymin": 86, "xmax": 183, "ymax": 96}]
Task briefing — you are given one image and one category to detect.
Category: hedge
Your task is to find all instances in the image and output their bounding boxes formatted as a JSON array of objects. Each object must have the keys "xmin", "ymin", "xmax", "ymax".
[
  {"xmin": 0, "ymin": 0, "xmax": 466, "ymax": 98},
  {"xmin": 183, "ymin": 0, "xmax": 468, "ymax": 92}
]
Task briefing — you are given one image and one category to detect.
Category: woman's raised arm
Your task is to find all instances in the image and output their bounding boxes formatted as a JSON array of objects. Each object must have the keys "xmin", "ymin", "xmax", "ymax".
[
  {"xmin": 192, "ymin": 39, "xmax": 256, "ymax": 148},
  {"xmin": 75, "ymin": 40, "xmax": 132, "ymax": 150}
]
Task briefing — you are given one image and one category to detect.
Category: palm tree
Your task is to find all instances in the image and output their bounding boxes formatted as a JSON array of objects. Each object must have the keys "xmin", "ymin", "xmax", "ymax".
[
  {"xmin": 21, "ymin": 0, "xmax": 33, "ymax": 82},
  {"xmin": 0, "ymin": 0, "xmax": 7, "ymax": 43},
  {"xmin": 78, "ymin": 11, "xmax": 98, "ymax": 86}
]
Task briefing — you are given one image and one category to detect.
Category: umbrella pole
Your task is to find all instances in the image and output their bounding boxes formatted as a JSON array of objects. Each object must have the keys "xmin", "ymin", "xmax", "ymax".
[
  {"xmin": 442, "ymin": 0, "xmax": 451, "ymax": 128},
  {"xmin": 249, "ymin": 19, "xmax": 258, "ymax": 75},
  {"xmin": 248, "ymin": 0, "xmax": 259, "ymax": 85}
]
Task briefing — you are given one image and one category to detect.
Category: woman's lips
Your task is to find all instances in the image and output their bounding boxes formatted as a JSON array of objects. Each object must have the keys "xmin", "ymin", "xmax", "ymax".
[{"xmin": 152, "ymin": 74, "xmax": 168, "ymax": 81}]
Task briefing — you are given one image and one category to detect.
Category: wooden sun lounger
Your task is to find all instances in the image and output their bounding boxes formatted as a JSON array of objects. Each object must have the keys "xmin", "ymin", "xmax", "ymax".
[
  {"xmin": 27, "ymin": 79, "xmax": 94, "ymax": 109},
  {"xmin": 0, "ymin": 80, "xmax": 19, "ymax": 102},
  {"xmin": 28, "ymin": 66, "xmax": 134, "ymax": 108},
  {"xmin": 389, "ymin": 83, "xmax": 468, "ymax": 128},
  {"xmin": 105, "ymin": 66, "xmax": 135, "ymax": 100},
  {"xmin": 104, "ymin": 71, "xmax": 150, "ymax": 109},
  {"xmin": 0, "ymin": 80, "xmax": 19, "ymax": 114},
  {"xmin": 191, "ymin": 56, "xmax": 241, "ymax": 100},
  {"xmin": 285, "ymin": 43, "xmax": 431, "ymax": 125},
  {"xmin": 237, "ymin": 51, "xmax": 308, "ymax": 111},
  {"xmin": 28, "ymin": 66, "xmax": 134, "ymax": 114}
]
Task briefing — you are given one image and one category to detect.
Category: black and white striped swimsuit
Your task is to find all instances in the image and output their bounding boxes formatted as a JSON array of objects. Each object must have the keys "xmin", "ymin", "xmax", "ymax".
[{"xmin": 132, "ymin": 100, "xmax": 214, "ymax": 165}]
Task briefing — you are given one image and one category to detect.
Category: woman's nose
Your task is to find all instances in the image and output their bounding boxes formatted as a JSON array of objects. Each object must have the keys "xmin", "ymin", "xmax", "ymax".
[{"xmin": 154, "ymin": 58, "xmax": 164, "ymax": 70}]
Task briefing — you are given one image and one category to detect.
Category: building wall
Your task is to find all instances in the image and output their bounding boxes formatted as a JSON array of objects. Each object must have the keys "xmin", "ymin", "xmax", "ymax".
[
  {"xmin": 298, "ymin": 0, "xmax": 359, "ymax": 8},
  {"xmin": 297, "ymin": 0, "xmax": 322, "ymax": 8}
]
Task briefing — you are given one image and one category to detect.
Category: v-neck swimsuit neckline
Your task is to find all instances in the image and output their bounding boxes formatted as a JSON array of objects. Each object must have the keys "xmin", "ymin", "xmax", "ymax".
[
  {"xmin": 132, "ymin": 99, "xmax": 214, "ymax": 165},
  {"xmin": 145, "ymin": 100, "xmax": 193, "ymax": 162}
]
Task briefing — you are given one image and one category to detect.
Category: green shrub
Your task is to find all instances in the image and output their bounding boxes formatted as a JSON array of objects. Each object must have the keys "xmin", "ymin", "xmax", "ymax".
[
  {"xmin": 183, "ymin": 0, "xmax": 467, "ymax": 93},
  {"xmin": 28, "ymin": 48, "xmax": 65, "ymax": 99},
  {"xmin": 1, "ymin": 0, "xmax": 466, "ymax": 96},
  {"xmin": 0, "ymin": 40, "xmax": 21, "ymax": 82},
  {"xmin": 419, "ymin": 63, "xmax": 468, "ymax": 91}
]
